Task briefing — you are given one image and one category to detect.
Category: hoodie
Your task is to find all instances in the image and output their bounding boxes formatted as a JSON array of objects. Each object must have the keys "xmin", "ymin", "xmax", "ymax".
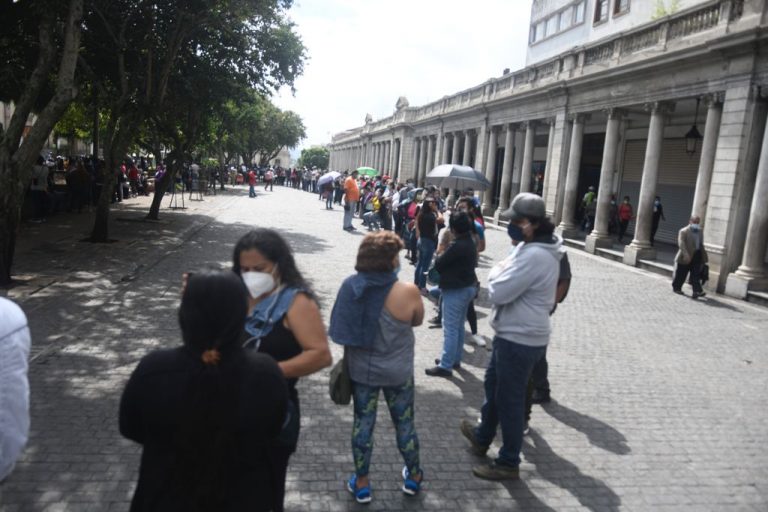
[
  {"xmin": 329, "ymin": 272, "xmax": 398, "ymax": 348},
  {"xmin": 487, "ymin": 234, "xmax": 565, "ymax": 347}
]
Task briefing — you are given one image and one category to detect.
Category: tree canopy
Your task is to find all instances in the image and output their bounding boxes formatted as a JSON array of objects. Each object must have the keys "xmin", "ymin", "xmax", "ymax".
[
  {"xmin": 298, "ymin": 146, "xmax": 329, "ymax": 170},
  {"xmin": 0, "ymin": 0, "xmax": 308, "ymax": 283}
]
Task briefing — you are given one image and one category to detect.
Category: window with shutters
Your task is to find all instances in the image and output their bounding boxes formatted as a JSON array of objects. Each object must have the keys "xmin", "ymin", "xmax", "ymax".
[
  {"xmin": 594, "ymin": 0, "xmax": 609, "ymax": 23},
  {"xmin": 614, "ymin": 0, "xmax": 630, "ymax": 16}
]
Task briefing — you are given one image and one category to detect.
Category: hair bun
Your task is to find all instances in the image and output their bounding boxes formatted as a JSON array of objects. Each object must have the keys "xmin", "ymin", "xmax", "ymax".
[{"xmin": 201, "ymin": 348, "xmax": 221, "ymax": 365}]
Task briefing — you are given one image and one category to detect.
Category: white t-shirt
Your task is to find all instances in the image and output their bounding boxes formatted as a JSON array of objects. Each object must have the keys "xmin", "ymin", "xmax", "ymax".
[{"xmin": 0, "ymin": 297, "xmax": 30, "ymax": 482}]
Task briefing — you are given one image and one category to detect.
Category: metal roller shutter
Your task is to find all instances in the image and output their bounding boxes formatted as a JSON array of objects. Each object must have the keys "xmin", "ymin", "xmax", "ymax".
[{"xmin": 619, "ymin": 138, "xmax": 700, "ymax": 245}]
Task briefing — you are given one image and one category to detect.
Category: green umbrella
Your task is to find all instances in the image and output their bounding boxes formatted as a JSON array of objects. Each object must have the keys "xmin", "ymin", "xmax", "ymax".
[{"xmin": 356, "ymin": 166, "xmax": 378, "ymax": 177}]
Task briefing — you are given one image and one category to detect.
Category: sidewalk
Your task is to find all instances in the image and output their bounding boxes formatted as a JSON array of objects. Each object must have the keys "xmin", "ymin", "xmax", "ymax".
[{"xmin": 1, "ymin": 185, "xmax": 767, "ymax": 511}]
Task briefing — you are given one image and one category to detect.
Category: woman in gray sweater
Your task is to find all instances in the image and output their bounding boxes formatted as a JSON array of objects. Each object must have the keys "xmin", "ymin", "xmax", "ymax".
[{"xmin": 460, "ymin": 193, "xmax": 565, "ymax": 481}]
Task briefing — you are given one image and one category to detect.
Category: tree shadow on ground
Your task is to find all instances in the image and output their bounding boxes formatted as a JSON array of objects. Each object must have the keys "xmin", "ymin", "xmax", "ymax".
[{"xmin": 541, "ymin": 400, "xmax": 631, "ymax": 455}]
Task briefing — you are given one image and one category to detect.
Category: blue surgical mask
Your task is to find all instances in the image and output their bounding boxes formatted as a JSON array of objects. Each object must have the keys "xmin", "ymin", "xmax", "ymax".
[
  {"xmin": 507, "ymin": 223, "xmax": 527, "ymax": 242},
  {"xmin": 690, "ymin": 223, "xmax": 700, "ymax": 231}
]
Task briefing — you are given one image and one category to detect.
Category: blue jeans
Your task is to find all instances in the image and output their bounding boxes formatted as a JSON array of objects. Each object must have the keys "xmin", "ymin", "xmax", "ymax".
[
  {"xmin": 475, "ymin": 337, "xmax": 547, "ymax": 468},
  {"xmin": 413, "ymin": 238, "xmax": 436, "ymax": 289},
  {"xmin": 249, "ymin": 184, "xmax": 256, "ymax": 197},
  {"xmin": 325, "ymin": 193, "xmax": 333, "ymax": 209},
  {"xmin": 438, "ymin": 285, "xmax": 476, "ymax": 370},
  {"xmin": 343, "ymin": 203, "xmax": 355, "ymax": 229}
]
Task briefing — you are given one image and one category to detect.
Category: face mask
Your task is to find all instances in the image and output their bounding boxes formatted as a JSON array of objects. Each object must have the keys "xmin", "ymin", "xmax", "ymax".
[
  {"xmin": 242, "ymin": 271, "xmax": 276, "ymax": 299},
  {"xmin": 690, "ymin": 223, "xmax": 700, "ymax": 231},
  {"xmin": 654, "ymin": 200, "xmax": 660, "ymax": 206},
  {"xmin": 393, "ymin": 265, "xmax": 401, "ymax": 275},
  {"xmin": 624, "ymin": 200, "xmax": 629, "ymax": 204},
  {"xmin": 507, "ymin": 222, "xmax": 529, "ymax": 242}
]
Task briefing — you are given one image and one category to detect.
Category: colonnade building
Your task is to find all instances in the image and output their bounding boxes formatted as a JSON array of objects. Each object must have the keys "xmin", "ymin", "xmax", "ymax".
[{"xmin": 329, "ymin": 0, "xmax": 768, "ymax": 301}]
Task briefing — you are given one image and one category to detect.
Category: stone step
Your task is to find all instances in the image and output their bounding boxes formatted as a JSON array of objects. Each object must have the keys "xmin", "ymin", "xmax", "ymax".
[
  {"xmin": 747, "ymin": 290, "xmax": 768, "ymax": 307},
  {"xmin": 595, "ymin": 247, "xmax": 624, "ymax": 263},
  {"xmin": 638, "ymin": 258, "xmax": 674, "ymax": 278}
]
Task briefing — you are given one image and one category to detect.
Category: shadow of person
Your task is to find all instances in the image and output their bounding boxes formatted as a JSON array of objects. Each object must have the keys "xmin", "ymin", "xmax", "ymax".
[
  {"xmin": 522, "ymin": 428, "xmax": 622, "ymax": 512},
  {"xmin": 695, "ymin": 296, "xmax": 742, "ymax": 312},
  {"xmin": 541, "ymin": 400, "xmax": 630, "ymax": 455},
  {"xmin": 499, "ymin": 478, "xmax": 558, "ymax": 511}
]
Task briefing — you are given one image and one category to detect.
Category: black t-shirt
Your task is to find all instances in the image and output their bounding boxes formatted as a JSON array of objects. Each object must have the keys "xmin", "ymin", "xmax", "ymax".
[{"xmin": 418, "ymin": 211, "xmax": 438, "ymax": 243}]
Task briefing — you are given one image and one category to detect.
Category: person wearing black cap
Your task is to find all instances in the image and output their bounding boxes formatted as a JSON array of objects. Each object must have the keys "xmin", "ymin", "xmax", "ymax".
[{"xmin": 460, "ymin": 193, "xmax": 565, "ymax": 481}]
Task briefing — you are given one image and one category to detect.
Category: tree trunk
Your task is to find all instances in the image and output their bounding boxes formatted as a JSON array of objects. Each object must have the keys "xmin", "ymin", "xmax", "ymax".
[
  {"xmin": 0, "ymin": 156, "xmax": 25, "ymax": 285},
  {"xmin": 0, "ymin": 0, "xmax": 84, "ymax": 285},
  {"xmin": 92, "ymin": 107, "xmax": 99, "ymax": 158},
  {"xmin": 90, "ymin": 116, "xmax": 136, "ymax": 241},
  {"xmin": 147, "ymin": 148, "xmax": 183, "ymax": 220}
]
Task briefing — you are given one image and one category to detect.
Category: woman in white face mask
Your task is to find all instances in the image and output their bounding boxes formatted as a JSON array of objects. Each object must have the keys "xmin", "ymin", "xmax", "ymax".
[{"xmin": 232, "ymin": 228, "xmax": 332, "ymax": 512}]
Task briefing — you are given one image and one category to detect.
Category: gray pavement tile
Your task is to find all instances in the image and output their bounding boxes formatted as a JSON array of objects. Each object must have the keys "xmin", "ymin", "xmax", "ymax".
[{"xmin": 2, "ymin": 185, "xmax": 767, "ymax": 511}]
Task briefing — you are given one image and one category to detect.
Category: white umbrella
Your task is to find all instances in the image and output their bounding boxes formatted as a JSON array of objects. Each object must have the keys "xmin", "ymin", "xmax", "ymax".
[
  {"xmin": 425, "ymin": 164, "xmax": 491, "ymax": 191},
  {"xmin": 317, "ymin": 171, "xmax": 342, "ymax": 188}
]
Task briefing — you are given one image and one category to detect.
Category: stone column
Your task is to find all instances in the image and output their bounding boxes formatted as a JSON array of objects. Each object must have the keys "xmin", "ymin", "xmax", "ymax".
[
  {"xmin": 442, "ymin": 134, "xmax": 451, "ymax": 164},
  {"xmin": 481, "ymin": 126, "xmax": 499, "ymax": 214},
  {"xmin": 541, "ymin": 119, "xmax": 556, "ymax": 202},
  {"xmin": 381, "ymin": 141, "xmax": 389, "ymax": 175},
  {"xmin": 394, "ymin": 139, "xmax": 401, "ymax": 179},
  {"xmin": 692, "ymin": 95, "xmax": 723, "ymax": 221},
  {"xmin": 426, "ymin": 136, "xmax": 435, "ymax": 176},
  {"xmin": 452, "ymin": 132, "xmax": 462, "ymax": 164},
  {"xmin": 585, "ymin": 109, "xmax": 624, "ymax": 254},
  {"xmin": 418, "ymin": 136, "xmax": 428, "ymax": 186},
  {"xmin": 624, "ymin": 102, "xmax": 674, "ymax": 266},
  {"xmin": 412, "ymin": 138, "xmax": 421, "ymax": 181},
  {"xmin": 494, "ymin": 124, "xmax": 516, "ymax": 221},
  {"xmin": 511, "ymin": 130, "xmax": 525, "ymax": 196},
  {"xmin": 726, "ymin": 112, "xmax": 768, "ymax": 297},
  {"xmin": 475, "ymin": 123, "xmax": 488, "ymax": 173},
  {"xmin": 389, "ymin": 138, "xmax": 396, "ymax": 174},
  {"xmin": 557, "ymin": 114, "xmax": 588, "ymax": 237},
  {"xmin": 462, "ymin": 130, "xmax": 472, "ymax": 166},
  {"xmin": 520, "ymin": 122, "xmax": 536, "ymax": 193}
]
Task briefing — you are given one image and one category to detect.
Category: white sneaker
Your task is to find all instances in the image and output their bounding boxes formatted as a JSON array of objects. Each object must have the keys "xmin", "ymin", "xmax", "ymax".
[{"xmin": 472, "ymin": 334, "xmax": 486, "ymax": 347}]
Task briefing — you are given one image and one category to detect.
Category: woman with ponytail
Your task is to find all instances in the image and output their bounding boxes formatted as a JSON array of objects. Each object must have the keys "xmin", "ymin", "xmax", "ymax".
[{"xmin": 119, "ymin": 271, "xmax": 288, "ymax": 511}]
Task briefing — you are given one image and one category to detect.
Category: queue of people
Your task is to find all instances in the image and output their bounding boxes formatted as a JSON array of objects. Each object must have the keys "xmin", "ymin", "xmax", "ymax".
[{"xmin": 5, "ymin": 166, "xmax": 716, "ymax": 509}]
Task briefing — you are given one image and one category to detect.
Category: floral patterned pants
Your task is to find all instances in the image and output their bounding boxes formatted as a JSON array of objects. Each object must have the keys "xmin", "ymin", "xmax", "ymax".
[{"xmin": 351, "ymin": 378, "xmax": 421, "ymax": 477}]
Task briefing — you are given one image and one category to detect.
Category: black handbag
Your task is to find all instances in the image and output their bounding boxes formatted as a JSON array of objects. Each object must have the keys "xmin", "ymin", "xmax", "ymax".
[
  {"xmin": 329, "ymin": 349, "xmax": 352, "ymax": 405},
  {"xmin": 701, "ymin": 264, "xmax": 710, "ymax": 283}
]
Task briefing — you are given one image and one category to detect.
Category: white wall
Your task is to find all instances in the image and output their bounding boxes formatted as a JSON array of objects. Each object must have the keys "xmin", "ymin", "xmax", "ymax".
[{"xmin": 527, "ymin": 0, "xmax": 711, "ymax": 65}]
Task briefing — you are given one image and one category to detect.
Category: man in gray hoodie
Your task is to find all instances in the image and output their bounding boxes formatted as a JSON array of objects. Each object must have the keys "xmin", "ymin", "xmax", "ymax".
[{"xmin": 460, "ymin": 193, "xmax": 565, "ymax": 480}]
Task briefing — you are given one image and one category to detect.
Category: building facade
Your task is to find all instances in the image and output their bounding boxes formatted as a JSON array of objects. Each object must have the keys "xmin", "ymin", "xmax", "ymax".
[{"xmin": 329, "ymin": 0, "xmax": 768, "ymax": 300}]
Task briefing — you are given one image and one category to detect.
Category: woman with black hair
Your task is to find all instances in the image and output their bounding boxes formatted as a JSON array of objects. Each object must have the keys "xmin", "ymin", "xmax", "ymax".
[
  {"xmin": 425, "ymin": 211, "xmax": 478, "ymax": 377},
  {"xmin": 119, "ymin": 271, "xmax": 289, "ymax": 511},
  {"xmin": 232, "ymin": 228, "xmax": 332, "ymax": 512}
]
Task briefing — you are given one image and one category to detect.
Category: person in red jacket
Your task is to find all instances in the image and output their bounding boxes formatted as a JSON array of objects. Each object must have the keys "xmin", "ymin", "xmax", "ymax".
[
  {"xmin": 617, "ymin": 196, "xmax": 634, "ymax": 243},
  {"xmin": 248, "ymin": 169, "xmax": 257, "ymax": 198}
]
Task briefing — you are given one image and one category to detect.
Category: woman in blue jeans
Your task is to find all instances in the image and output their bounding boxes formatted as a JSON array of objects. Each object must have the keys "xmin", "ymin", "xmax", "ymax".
[
  {"xmin": 413, "ymin": 197, "xmax": 442, "ymax": 292},
  {"xmin": 425, "ymin": 211, "xmax": 478, "ymax": 377}
]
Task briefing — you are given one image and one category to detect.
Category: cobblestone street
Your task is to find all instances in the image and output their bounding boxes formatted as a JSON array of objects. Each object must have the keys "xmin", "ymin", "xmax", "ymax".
[{"xmin": 1, "ymin": 185, "xmax": 767, "ymax": 511}]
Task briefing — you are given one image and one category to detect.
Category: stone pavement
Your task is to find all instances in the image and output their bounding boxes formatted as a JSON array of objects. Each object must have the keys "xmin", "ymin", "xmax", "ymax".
[{"xmin": 1, "ymin": 184, "xmax": 767, "ymax": 511}]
